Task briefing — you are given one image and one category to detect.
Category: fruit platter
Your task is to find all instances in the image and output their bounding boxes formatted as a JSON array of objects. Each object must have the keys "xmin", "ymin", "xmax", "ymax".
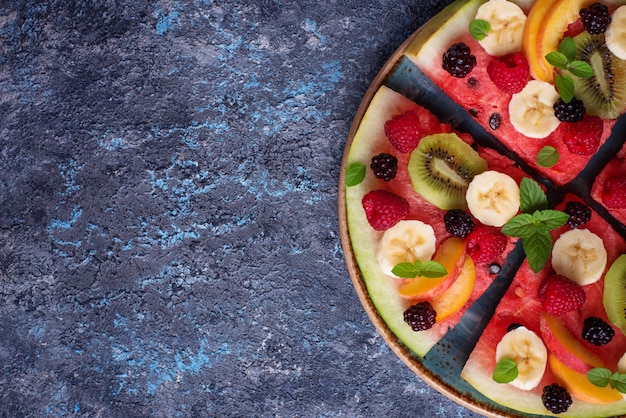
[{"xmin": 338, "ymin": 0, "xmax": 626, "ymax": 416}]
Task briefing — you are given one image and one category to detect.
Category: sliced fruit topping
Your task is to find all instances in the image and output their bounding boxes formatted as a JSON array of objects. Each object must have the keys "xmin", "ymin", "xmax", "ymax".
[
  {"xmin": 398, "ymin": 236, "xmax": 465, "ymax": 299},
  {"xmin": 564, "ymin": 200, "xmax": 592, "ymax": 228},
  {"xmin": 553, "ymin": 97, "xmax": 585, "ymax": 122},
  {"xmin": 474, "ymin": 0, "xmax": 527, "ymax": 57},
  {"xmin": 606, "ymin": 5, "xmax": 626, "ymax": 59},
  {"xmin": 566, "ymin": 31, "xmax": 626, "ymax": 119},
  {"xmin": 551, "ymin": 228, "xmax": 607, "ymax": 285},
  {"xmin": 495, "ymin": 326, "xmax": 547, "ymax": 390},
  {"xmin": 603, "ymin": 254, "xmax": 626, "ymax": 335},
  {"xmin": 580, "ymin": 2, "xmax": 611, "ymax": 34},
  {"xmin": 362, "ymin": 190, "xmax": 409, "ymax": 231},
  {"xmin": 538, "ymin": 275, "xmax": 586, "ymax": 316},
  {"xmin": 602, "ymin": 176, "xmax": 626, "ymax": 208},
  {"xmin": 407, "ymin": 133, "xmax": 487, "ymax": 210},
  {"xmin": 443, "ymin": 209, "xmax": 474, "ymax": 238},
  {"xmin": 430, "ymin": 255, "xmax": 476, "ymax": 321},
  {"xmin": 442, "ymin": 42, "xmax": 476, "ymax": 78},
  {"xmin": 376, "ymin": 219, "xmax": 436, "ymax": 276},
  {"xmin": 466, "ymin": 226, "xmax": 507, "ymax": 264},
  {"xmin": 384, "ymin": 110, "xmax": 422, "ymax": 153},
  {"xmin": 561, "ymin": 114, "xmax": 603, "ymax": 155},
  {"xmin": 403, "ymin": 301, "xmax": 437, "ymax": 331},
  {"xmin": 370, "ymin": 153, "xmax": 398, "ymax": 181},
  {"xmin": 582, "ymin": 316, "xmax": 615, "ymax": 346},
  {"xmin": 487, "ymin": 52, "xmax": 530, "ymax": 94},
  {"xmin": 509, "ymin": 79, "xmax": 560, "ymax": 138},
  {"xmin": 466, "ymin": 170, "xmax": 520, "ymax": 227},
  {"xmin": 542, "ymin": 382, "xmax": 573, "ymax": 414}
]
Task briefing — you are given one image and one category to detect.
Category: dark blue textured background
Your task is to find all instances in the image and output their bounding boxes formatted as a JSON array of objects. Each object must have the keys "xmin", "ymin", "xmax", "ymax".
[{"xmin": 0, "ymin": 1, "xmax": 484, "ymax": 416}]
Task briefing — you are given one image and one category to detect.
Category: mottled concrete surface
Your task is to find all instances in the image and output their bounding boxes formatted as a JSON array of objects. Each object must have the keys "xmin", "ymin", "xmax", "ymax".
[{"xmin": 0, "ymin": 1, "xmax": 483, "ymax": 417}]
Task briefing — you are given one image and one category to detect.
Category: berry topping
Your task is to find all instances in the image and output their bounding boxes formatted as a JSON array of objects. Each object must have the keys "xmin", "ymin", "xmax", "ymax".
[
  {"xmin": 487, "ymin": 52, "xmax": 530, "ymax": 94},
  {"xmin": 466, "ymin": 227, "xmax": 507, "ymax": 263},
  {"xmin": 564, "ymin": 201, "xmax": 592, "ymax": 228},
  {"xmin": 442, "ymin": 42, "xmax": 476, "ymax": 78},
  {"xmin": 553, "ymin": 98, "xmax": 586, "ymax": 122},
  {"xmin": 370, "ymin": 153, "xmax": 398, "ymax": 181},
  {"xmin": 602, "ymin": 176, "xmax": 626, "ymax": 208},
  {"xmin": 538, "ymin": 275, "xmax": 586, "ymax": 316},
  {"xmin": 562, "ymin": 114, "xmax": 602, "ymax": 155},
  {"xmin": 582, "ymin": 316, "xmax": 615, "ymax": 346},
  {"xmin": 403, "ymin": 301, "xmax": 437, "ymax": 331},
  {"xmin": 361, "ymin": 190, "xmax": 409, "ymax": 231},
  {"xmin": 489, "ymin": 113, "xmax": 501, "ymax": 130},
  {"xmin": 542, "ymin": 383, "xmax": 573, "ymax": 414},
  {"xmin": 443, "ymin": 209, "xmax": 474, "ymax": 237},
  {"xmin": 384, "ymin": 111, "xmax": 422, "ymax": 153},
  {"xmin": 580, "ymin": 2, "xmax": 611, "ymax": 34}
]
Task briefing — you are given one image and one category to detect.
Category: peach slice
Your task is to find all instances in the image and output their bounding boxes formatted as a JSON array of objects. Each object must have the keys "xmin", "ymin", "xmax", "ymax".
[
  {"xmin": 398, "ymin": 236, "xmax": 466, "ymax": 299},
  {"xmin": 540, "ymin": 312, "xmax": 604, "ymax": 373},
  {"xmin": 549, "ymin": 354, "xmax": 623, "ymax": 404},
  {"xmin": 431, "ymin": 255, "xmax": 476, "ymax": 321}
]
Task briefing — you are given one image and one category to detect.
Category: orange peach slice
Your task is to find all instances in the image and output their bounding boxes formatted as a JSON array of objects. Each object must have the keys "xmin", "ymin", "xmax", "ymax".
[
  {"xmin": 549, "ymin": 354, "xmax": 623, "ymax": 404},
  {"xmin": 431, "ymin": 255, "xmax": 476, "ymax": 321},
  {"xmin": 398, "ymin": 237, "xmax": 466, "ymax": 299}
]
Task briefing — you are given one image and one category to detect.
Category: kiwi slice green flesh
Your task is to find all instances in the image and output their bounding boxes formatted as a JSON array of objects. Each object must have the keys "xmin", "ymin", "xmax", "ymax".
[
  {"xmin": 569, "ymin": 32, "xmax": 626, "ymax": 119},
  {"xmin": 408, "ymin": 133, "xmax": 487, "ymax": 210},
  {"xmin": 603, "ymin": 254, "xmax": 626, "ymax": 334}
]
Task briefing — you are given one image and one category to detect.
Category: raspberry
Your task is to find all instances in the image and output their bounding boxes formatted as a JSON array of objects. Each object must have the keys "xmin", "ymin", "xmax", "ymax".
[
  {"xmin": 487, "ymin": 52, "xmax": 530, "ymax": 94},
  {"xmin": 553, "ymin": 98, "xmax": 585, "ymax": 122},
  {"xmin": 442, "ymin": 42, "xmax": 476, "ymax": 78},
  {"xmin": 542, "ymin": 383, "xmax": 572, "ymax": 414},
  {"xmin": 384, "ymin": 111, "xmax": 422, "ymax": 153},
  {"xmin": 370, "ymin": 153, "xmax": 398, "ymax": 181},
  {"xmin": 564, "ymin": 201, "xmax": 592, "ymax": 228},
  {"xmin": 582, "ymin": 316, "xmax": 615, "ymax": 346},
  {"xmin": 403, "ymin": 301, "xmax": 437, "ymax": 331},
  {"xmin": 602, "ymin": 176, "xmax": 626, "ymax": 208},
  {"xmin": 580, "ymin": 2, "xmax": 611, "ymax": 34},
  {"xmin": 361, "ymin": 190, "xmax": 409, "ymax": 231},
  {"xmin": 466, "ymin": 227, "xmax": 507, "ymax": 263},
  {"xmin": 562, "ymin": 114, "xmax": 602, "ymax": 155},
  {"xmin": 444, "ymin": 209, "xmax": 474, "ymax": 237},
  {"xmin": 538, "ymin": 275, "xmax": 586, "ymax": 316}
]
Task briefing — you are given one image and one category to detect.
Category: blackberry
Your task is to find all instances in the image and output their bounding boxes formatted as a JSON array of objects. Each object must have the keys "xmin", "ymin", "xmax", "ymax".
[
  {"xmin": 403, "ymin": 301, "xmax": 437, "ymax": 331},
  {"xmin": 580, "ymin": 2, "xmax": 611, "ymax": 34},
  {"xmin": 553, "ymin": 98, "xmax": 585, "ymax": 122},
  {"xmin": 582, "ymin": 316, "xmax": 615, "ymax": 346},
  {"xmin": 370, "ymin": 153, "xmax": 398, "ymax": 181},
  {"xmin": 442, "ymin": 42, "xmax": 476, "ymax": 78},
  {"xmin": 542, "ymin": 383, "xmax": 572, "ymax": 414},
  {"xmin": 564, "ymin": 201, "xmax": 592, "ymax": 228},
  {"xmin": 444, "ymin": 209, "xmax": 474, "ymax": 237}
]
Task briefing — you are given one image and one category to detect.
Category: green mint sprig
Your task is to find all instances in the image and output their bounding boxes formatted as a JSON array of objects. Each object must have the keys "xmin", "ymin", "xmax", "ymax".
[
  {"xmin": 545, "ymin": 37, "xmax": 593, "ymax": 103},
  {"xmin": 536, "ymin": 146, "xmax": 559, "ymax": 168},
  {"xmin": 501, "ymin": 178, "xmax": 569, "ymax": 273},
  {"xmin": 469, "ymin": 19, "xmax": 490, "ymax": 41},
  {"xmin": 346, "ymin": 162, "xmax": 366, "ymax": 187},
  {"xmin": 392, "ymin": 260, "xmax": 447, "ymax": 279},
  {"xmin": 493, "ymin": 358, "xmax": 519, "ymax": 384},
  {"xmin": 588, "ymin": 368, "xmax": 626, "ymax": 393}
]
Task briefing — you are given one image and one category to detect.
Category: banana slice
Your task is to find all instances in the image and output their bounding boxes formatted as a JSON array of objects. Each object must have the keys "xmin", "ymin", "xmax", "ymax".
[
  {"xmin": 606, "ymin": 6, "xmax": 626, "ymax": 60},
  {"xmin": 509, "ymin": 80, "xmax": 560, "ymax": 139},
  {"xmin": 475, "ymin": 0, "xmax": 527, "ymax": 56},
  {"xmin": 551, "ymin": 229, "xmax": 607, "ymax": 285},
  {"xmin": 495, "ymin": 326, "xmax": 547, "ymax": 390},
  {"xmin": 376, "ymin": 220, "xmax": 437, "ymax": 277},
  {"xmin": 617, "ymin": 352, "xmax": 626, "ymax": 400},
  {"xmin": 466, "ymin": 170, "xmax": 520, "ymax": 227}
]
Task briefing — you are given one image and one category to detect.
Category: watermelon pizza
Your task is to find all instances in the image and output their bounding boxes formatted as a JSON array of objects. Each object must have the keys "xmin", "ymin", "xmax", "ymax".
[{"xmin": 339, "ymin": 0, "xmax": 626, "ymax": 416}]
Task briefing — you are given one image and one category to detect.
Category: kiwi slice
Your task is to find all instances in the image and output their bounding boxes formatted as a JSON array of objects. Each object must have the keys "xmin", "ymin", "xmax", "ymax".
[
  {"xmin": 408, "ymin": 133, "xmax": 487, "ymax": 210},
  {"xmin": 603, "ymin": 254, "xmax": 626, "ymax": 334},
  {"xmin": 568, "ymin": 32, "xmax": 626, "ymax": 119}
]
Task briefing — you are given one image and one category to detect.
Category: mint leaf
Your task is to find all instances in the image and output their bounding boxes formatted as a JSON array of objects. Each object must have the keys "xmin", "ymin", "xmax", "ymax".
[
  {"xmin": 493, "ymin": 358, "xmax": 518, "ymax": 384},
  {"xmin": 545, "ymin": 51, "xmax": 569, "ymax": 69},
  {"xmin": 420, "ymin": 261, "xmax": 447, "ymax": 278},
  {"xmin": 346, "ymin": 162, "xmax": 366, "ymax": 187},
  {"xmin": 502, "ymin": 213, "xmax": 534, "ymax": 237},
  {"xmin": 534, "ymin": 209, "xmax": 569, "ymax": 232},
  {"xmin": 537, "ymin": 146, "xmax": 559, "ymax": 168},
  {"xmin": 522, "ymin": 229, "xmax": 552, "ymax": 272},
  {"xmin": 588, "ymin": 368, "xmax": 613, "ymax": 388},
  {"xmin": 610, "ymin": 372, "xmax": 626, "ymax": 393},
  {"xmin": 392, "ymin": 262, "xmax": 421, "ymax": 278},
  {"xmin": 519, "ymin": 177, "xmax": 548, "ymax": 214},
  {"xmin": 569, "ymin": 60, "xmax": 594, "ymax": 78},
  {"xmin": 469, "ymin": 19, "xmax": 490, "ymax": 41},
  {"xmin": 555, "ymin": 74, "xmax": 575, "ymax": 103},
  {"xmin": 558, "ymin": 36, "xmax": 577, "ymax": 62}
]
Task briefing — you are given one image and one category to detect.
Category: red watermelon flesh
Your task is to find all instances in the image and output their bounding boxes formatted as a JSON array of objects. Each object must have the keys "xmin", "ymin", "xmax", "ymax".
[{"xmin": 591, "ymin": 142, "xmax": 626, "ymax": 227}]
